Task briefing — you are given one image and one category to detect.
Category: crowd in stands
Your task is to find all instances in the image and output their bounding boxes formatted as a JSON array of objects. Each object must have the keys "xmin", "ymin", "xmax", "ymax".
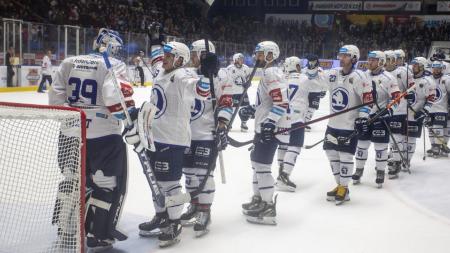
[{"xmin": 1, "ymin": 0, "xmax": 450, "ymax": 60}]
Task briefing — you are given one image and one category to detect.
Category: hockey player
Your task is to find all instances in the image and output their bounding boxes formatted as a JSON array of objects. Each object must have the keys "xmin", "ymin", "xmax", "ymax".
[
  {"xmin": 179, "ymin": 39, "xmax": 232, "ymax": 237},
  {"xmin": 322, "ymin": 45, "xmax": 373, "ymax": 205},
  {"xmin": 426, "ymin": 61, "xmax": 450, "ymax": 157},
  {"xmin": 352, "ymin": 51, "xmax": 400, "ymax": 188},
  {"xmin": 384, "ymin": 50, "xmax": 410, "ymax": 179},
  {"xmin": 226, "ymin": 53, "xmax": 252, "ymax": 131},
  {"xmin": 275, "ymin": 55, "xmax": 326, "ymax": 192},
  {"xmin": 403, "ymin": 57, "xmax": 435, "ymax": 166},
  {"xmin": 304, "ymin": 55, "xmax": 327, "ymax": 132},
  {"xmin": 126, "ymin": 23, "xmax": 210, "ymax": 247},
  {"xmin": 241, "ymin": 41, "xmax": 288, "ymax": 225},
  {"xmin": 49, "ymin": 28, "xmax": 134, "ymax": 251}
]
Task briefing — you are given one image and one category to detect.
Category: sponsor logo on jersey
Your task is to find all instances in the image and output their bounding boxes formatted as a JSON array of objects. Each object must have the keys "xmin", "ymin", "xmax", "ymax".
[
  {"xmin": 331, "ymin": 87, "xmax": 349, "ymax": 111},
  {"xmin": 152, "ymin": 84, "xmax": 167, "ymax": 119},
  {"xmin": 269, "ymin": 88, "xmax": 283, "ymax": 102},
  {"xmin": 191, "ymin": 99, "xmax": 205, "ymax": 120}
]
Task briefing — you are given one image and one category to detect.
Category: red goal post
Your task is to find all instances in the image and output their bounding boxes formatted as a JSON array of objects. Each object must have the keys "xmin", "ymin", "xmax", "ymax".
[{"xmin": 0, "ymin": 102, "xmax": 86, "ymax": 253}]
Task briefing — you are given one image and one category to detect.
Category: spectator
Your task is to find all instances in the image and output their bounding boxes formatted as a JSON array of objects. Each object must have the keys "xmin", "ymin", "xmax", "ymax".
[{"xmin": 6, "ymin": 47, "xmax": 14, "ymax": 87}]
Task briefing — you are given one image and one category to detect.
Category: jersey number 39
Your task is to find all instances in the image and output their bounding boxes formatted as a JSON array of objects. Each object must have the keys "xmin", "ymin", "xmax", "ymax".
[{"xmin": 68, "ymin": 77, "xmax": 98, "ymax": 105}]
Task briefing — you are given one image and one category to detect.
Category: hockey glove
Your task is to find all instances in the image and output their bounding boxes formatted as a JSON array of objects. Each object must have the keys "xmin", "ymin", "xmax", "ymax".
[
  {"xmin": 124, "ymin": 102, "xmax": 157, "ymax": 152},
  {"xmin": 354, "ymin": 117, "xmax": 369, "ymax": 135},
  {"xmin": 238, "ymin": 105, "xmax": 256, "ymax": 122},
  {"xmin": 216, "ymin": 122, "xmax": 228, "ymax": 151},
  {"xmin": 200, "ymin": 52, "xmax": 219, "ymax": 79},
  {"xmin": 147, "ymin": 22, "xmax": 165, "ymax": 46},
  {"xmin": 404, "ymin": 92, "xmax": 415, "ymax": 105},
  {"xmin": 260, "ymin": 119, "xmax": 276, "ymax": 143}
]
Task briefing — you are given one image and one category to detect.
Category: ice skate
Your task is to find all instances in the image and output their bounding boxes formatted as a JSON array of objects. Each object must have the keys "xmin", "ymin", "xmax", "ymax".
[
  {"xmin": 335, "ymin": 185, "xmax": 350, "ymax": 205},
  {"xmin": 276, "ymin": 172, "xmax": 296, "ymax": 192},
  {"xmin": 158, "ymin": 220, "xmax": 182, "ymax": 248},
  {"xmin": 242, "ymin": 195, "xmax": 262, "ymax": 215},
  {"xmin": 352, "ymin": 168, "xmax": 364, "ymax": 185}
]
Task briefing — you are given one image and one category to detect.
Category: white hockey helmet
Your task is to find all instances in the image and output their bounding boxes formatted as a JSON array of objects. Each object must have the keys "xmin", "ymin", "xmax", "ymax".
[
  {"xmin": 233, "ymin": 53, "xmax": 244, "ymax": 63},
  {"xmin": 368, "ymin": 51, "xmax": 386, "ymax": 67},
  {"xmin": 93, "ymin": 28, "xmax": 124, "ymax": 57},
  {"xmin": 431, "ymin": 60, "xmax": 444, "ymax": 69},
  {"xmin": 394, "ymin": 49, "xmax": 406, "ymax": 59},
  {"xmin": 163, "ymin": 41, "xmax": 190, "ymax": 67},
  {"xmin": 254, "ymin": 41, "xmax": 280, "ymax": 62},
  {"xmin": 283, "ymin": 56, "xmax": 302, "ymax": 73},
  {"xmin": 338, "ymin": 45, "xmax": 360, "ymax": 63},
  {"xmin": 384, "ymin": 50, "xmax": 396, "ymax": 62},
  {"xmin": 411, "ymin": 57, "xmax": 428, "ymax": 68},
  {"xmin": 190, "ymin": 39, "xmax": 216, "ymax": 62}
]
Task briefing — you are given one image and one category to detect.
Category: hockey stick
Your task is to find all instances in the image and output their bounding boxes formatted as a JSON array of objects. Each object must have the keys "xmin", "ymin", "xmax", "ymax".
[
  {"xmin": 165, "ymin": 58, "xmax": 261, "ymax": 207},
  {"xmin": 305, "ymin": 138, "xmax": 325, "ymax": 149},
  {"xmin": 231, "ymin": 101, "xmax": 374, "ymax": 147},
  {"xmin": 371, "ymin": 81, "xmax": 410, "ymax": 173},
  {"xmin": 101, "ymin": 50, "xmax": 165, "ymax": 209},
  {"xmin": 423, "ymin": 125, "xmax": 427, "ymax": 161},
  {"xmin": 405, "ymin": 62, "xmax": 410, "ymax": 169},
  {"xmin": 344, "ymin": 83, "xmax": 417, "ymax": 143}
]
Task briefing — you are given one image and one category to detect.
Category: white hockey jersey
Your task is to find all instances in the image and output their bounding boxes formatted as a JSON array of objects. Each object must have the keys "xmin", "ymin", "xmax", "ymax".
[
  {"xmin": 276, "ymin": 72, "xmax": 327, "ymax": 143},
  {"xmin": 49, "ymin": 53, "xmax": 135, "ymax": 139},
  {"xmin": 189, "ymin": 68, "xmax": 233, "ymax": 141},
  {"xmin": 42, "ymin": 55, "xmax": 52, "ymax": 75},
  {"xmin": 408, "ymin": 74, "xmax": 435, "ymax": 119},
  {"xmin": 149, "ymin": 45, "xmax": 209, "ymax": 147},
  {"xmin": 225, "ymin": 63, "xmax": 251, "ymax": 95},
  {"xmin": 429, "ymin": 74, "xmax": 450, "ymax": 113},
  {"xmin": 323, "ymin": 68, "xmax": 373, "ymax": 131},
  {"xmin": 388, "ymin": 66, "xmax": 412, "ymax": 116},
  {"xmin": 254, "ymin": 66, "xmax": 288, "ymax": 134},
  {"xmin": 367, "ymin": 70, "xmax": 400, "ymax": 113}
]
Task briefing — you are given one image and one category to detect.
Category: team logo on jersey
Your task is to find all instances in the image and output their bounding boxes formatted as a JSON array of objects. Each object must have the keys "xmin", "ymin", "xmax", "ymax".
[
  {"xmin": 152, "ymin": 84, "xmax": 167, "ymax": 119},
  {"xmin": 191, "ymin": 99, "xmax": 205, "ymax": 120},
  {"xmin": 434, "ymin": 87, "xmax": 443, "ymax": 103},
  {"xmin": 234, "ymin": 76, "xmax": 246, "ymax": 86},
  {"xmin": 329, "ymin": 75, "xmax": 337, "ymax": 82},
  {"xmin": 331, "ymin": 87, "xmax": 349, "ymax": 112}
]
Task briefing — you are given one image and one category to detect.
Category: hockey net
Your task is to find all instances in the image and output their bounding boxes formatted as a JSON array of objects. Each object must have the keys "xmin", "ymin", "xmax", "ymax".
[{"xmin": 0, "ymin": 102, "xmax": 86, "ymax": 253}]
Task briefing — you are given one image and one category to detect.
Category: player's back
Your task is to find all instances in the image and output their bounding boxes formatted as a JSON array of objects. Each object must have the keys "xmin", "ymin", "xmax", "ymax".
[{"xmin": 50, "ymin": 53, "xmax": 128, "ymax": 139}]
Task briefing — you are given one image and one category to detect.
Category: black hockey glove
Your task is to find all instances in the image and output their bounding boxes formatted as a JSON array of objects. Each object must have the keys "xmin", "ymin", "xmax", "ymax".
[
  {"xmin": 147, "ymin": 22, "xmax": 165, "ymax": 46},
  {"xmin": 200, "ymin": 52, "xmax": 219, "ymax": 79},
  {"xmin": 238, "ymin": 105, "xmax": 256, "ymax": 122},
  {"xmin": 354, "ymin": 117, "xmax": 369, "ymax": 135},
  {"xmin": 216, "ymin": 122, "xmax": 228, "ymax": 151},
  {"xmin": 260, "ymin": 119, "xmax": 276, "ymax": 143}
]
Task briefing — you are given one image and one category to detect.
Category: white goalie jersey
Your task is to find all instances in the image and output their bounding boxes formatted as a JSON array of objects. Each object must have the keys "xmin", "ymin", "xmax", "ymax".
[{"xmin": 49, "ymin": 53, "xmax": 135, "ymax": 139}]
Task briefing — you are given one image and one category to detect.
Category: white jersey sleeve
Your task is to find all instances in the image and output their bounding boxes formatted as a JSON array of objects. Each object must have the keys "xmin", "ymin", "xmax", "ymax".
[
  {"xmin": 254, "ymin": 66, "xmax": 289, "ymax": 133},
  {"xmin": 409, "ymin": 75, "xmax": 435, "ymax": 114}
]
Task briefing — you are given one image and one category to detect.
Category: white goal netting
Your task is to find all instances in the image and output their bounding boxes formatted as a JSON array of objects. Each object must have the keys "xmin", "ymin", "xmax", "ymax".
[{"xmin": 0, "ymin": 102, "xmax": 86, "ymax": 253}]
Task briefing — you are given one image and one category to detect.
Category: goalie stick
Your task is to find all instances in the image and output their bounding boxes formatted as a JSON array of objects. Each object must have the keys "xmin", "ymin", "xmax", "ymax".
[{"xmin": 101, "ymin": 50, "xmax": 165, "ymax": 210}]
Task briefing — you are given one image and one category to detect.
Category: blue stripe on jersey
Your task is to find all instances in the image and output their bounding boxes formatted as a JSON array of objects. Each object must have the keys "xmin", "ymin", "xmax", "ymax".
[
  {"xmin": 271, "ymin": 106, "xmax": 286, "ymax": 115},
  {"xmin": 359, "ymin": 106, "xmax": 370, "ymax": 114},
  {"xmin": 198, "ymin": 81, "xmax": 210, "ymax": 90},
  {"xmin": 151, "ymin": 48, "xmax": 161, "ymax": 58},
  {"xmin": 223, "ymin": 108, "xmax": 233, "ymax": 114}
]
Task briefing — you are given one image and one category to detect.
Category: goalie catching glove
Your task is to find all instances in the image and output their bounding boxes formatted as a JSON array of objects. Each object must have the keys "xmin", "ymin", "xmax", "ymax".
[{"xmin": 124, "ymin": 101, "xmax": 157, "ymax": 152}]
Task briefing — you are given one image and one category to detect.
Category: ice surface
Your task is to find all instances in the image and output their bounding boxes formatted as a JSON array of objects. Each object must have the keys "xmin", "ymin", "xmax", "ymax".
[{"xmin": 1, "ymin": 85, "xmax": 450, "ymax": 253}]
